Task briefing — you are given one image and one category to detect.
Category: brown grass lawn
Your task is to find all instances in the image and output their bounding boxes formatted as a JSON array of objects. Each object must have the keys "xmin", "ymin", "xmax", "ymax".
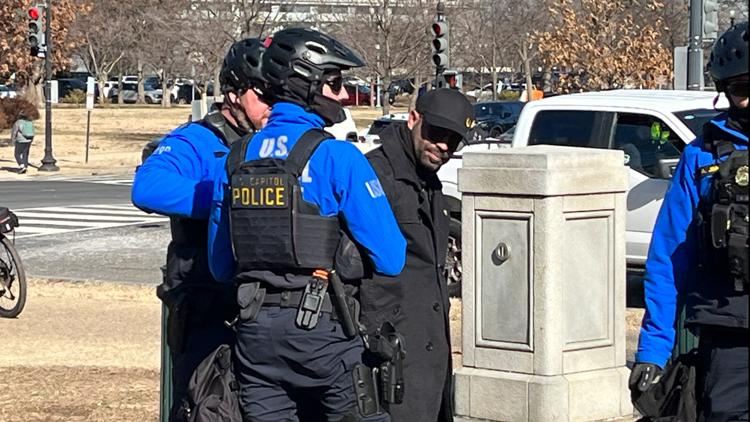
[{"xmin": 0, "ymin": 104, "xmax": 407, "ymax": 178}]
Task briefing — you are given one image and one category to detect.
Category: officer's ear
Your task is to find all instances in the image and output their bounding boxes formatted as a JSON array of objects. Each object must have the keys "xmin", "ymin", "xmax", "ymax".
[
  {"xmin": 407, "ymin": 109, "xmax": 420, "ymax": 130},
  {"xmin": 226, "ymin": 91, "xmax": 239, "ymax": 105}
]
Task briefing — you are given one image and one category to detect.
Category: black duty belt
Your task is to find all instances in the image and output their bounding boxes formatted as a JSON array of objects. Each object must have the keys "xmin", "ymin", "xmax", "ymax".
[{"xmin": 261, "ymin": 289, "xmax": 336, "ymax": 316}]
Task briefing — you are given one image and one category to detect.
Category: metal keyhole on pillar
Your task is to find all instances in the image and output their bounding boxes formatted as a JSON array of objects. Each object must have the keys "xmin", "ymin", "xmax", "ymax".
[{"xmin": 492, "ymin": 242, "xmax": 510, "ymax": 265}]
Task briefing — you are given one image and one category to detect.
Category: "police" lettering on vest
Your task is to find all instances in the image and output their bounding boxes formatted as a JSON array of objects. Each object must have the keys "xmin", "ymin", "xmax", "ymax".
[{"xmin": 231, "ymin": 175, "xmax": 288, "ymax": 209}]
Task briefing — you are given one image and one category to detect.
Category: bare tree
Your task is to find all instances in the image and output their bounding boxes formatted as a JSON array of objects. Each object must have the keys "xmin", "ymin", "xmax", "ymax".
[
  {"xmin": 329, "ymin": 0, "xmax": 434, "ymax": 114},
  {"xmin": 72, "ymin": 0, "xmax": 142, "ymax": 105}
]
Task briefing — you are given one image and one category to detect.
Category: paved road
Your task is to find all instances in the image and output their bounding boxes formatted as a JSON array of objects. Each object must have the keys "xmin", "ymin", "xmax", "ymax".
[{"xmin": 3, "ymin": 176, "xmax": 170, "ymax": 284}]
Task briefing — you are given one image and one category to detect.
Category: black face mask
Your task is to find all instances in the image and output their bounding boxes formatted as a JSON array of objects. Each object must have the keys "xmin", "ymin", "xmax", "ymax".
[
  {"xmin": 309, "ymin": 92, "xmax": 346, "ymax": 126},
  {"xmin": 727, "ymin": 100, "xmax": 749, "ymax": 135}
]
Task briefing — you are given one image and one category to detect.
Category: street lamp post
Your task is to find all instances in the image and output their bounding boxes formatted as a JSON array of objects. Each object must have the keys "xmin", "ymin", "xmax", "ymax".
[
  {"xmin": 729, "ymin": 10, "xmax": 736, "ymax": 27},
  {"xmin": 39, "ymin": 0, "xmax": 58, "ymax": 171},
  {"xmin": 375, "ymin": 44, "xmax": 381, "ymax": 108}
]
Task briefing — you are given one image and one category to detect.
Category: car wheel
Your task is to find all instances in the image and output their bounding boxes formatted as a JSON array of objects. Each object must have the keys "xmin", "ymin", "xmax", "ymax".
[
  {"xmin": 145, "ymin": 97, "xmax": 153, "ymax": 104},
  {"xmin": 445, "ymin": 217, "xmax": 462, "ymax": 298},
  {"xmin": 489, "ymin": 126, "xmax": 503, "ymax": 138},
  {"xmin": 177, "ymin": 97, "xmax": 188, "ymax": 105}
]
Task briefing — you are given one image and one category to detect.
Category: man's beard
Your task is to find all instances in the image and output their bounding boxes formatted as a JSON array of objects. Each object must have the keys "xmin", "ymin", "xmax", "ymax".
[{"xmin": 228, "ymin": 101, "xmax": 254, "ymax": 134}]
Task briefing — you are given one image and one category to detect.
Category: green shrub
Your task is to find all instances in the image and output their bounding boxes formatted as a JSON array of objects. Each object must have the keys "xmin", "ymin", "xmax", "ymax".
[{"xmin": 60, "ymin": 89, "xmax": 86, "ymax": 104}]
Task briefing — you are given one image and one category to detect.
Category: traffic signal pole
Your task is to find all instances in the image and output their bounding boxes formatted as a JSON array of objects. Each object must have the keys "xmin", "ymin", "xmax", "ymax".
[
  {"xmin": 687, "ymin": 0, "xmax": 704, "ymax": 91},
  {"xmin": 431, "ymin": 2, "xmax": 449, "ymax": 89},
  {"xmin": 39, "ymin": 0, "xmax": 58, "ymax": 171}
]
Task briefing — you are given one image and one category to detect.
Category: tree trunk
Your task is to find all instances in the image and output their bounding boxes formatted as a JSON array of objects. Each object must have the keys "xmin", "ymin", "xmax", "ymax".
[
  {"xmin": 410, "ymin": 75, "xmax": 423, "ymax": 110},
  {"xmin": 491, "ymin": 44, "xmax": 498, "ymax": 101},
  {"xmin": 97, "ymin": 76, "xmax": 109, "ymax": 106},
  {"xmin": 118, "ymin": 72, "xmax": 124, "ymax": 105},
  {"xmin": 136, "ymin": 58, "xmax": 145, "ymax": 104},
  {"xmin": 525, "ymin": 57, "xmax": 534, "ymax": 102},
  {"xmin": 382, "ymin": 74, "xmax": 391, "ymax": 116},
  {"xmin": 213, "ymin": 64, "xmax": 221, "ymax": 101},
  {"xmin": 162, "ymin": 76, "xmax": 171, "ymax": 108}
]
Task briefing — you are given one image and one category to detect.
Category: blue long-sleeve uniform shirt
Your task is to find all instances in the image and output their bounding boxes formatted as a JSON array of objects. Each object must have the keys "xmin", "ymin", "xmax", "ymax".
[
  {"xmin": 208, "ymin": 103, "xmax": 406, "ymax": 283},
  {"xmin": 132, "ymin": 123, "xmax": 228, "ymax": 219},
  {"xmin": 636, "ymin": 114, "xmax": 748, "ymax": 368}
]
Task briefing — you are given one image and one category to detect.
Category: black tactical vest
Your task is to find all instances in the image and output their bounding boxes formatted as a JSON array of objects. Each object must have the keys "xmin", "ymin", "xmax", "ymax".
[
  {"xmin": 225, "ymin": 129, "xmax": 342, "ymax": 273},
  {"xmin": 699, "ymin": 136, "xmax": 749, "ymax": 292},
  {"xmin": 687, "ymin": 124, "xmax": 749, "ymax": 329}
]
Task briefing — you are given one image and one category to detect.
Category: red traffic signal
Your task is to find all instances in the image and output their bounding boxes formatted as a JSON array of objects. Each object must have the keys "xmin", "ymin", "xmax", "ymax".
[
  {"xmin": 431, "ymin": 22, "xmax": 448, "ymax": 36},
  {"xmin": 28, "ymin": 7, "xmax": 40, "ymax": 20}
]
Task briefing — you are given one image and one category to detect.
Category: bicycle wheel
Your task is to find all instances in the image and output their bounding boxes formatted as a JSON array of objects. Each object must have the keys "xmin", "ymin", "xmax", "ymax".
[{"xmin": 0, "ymin": 236, "xmax": 26, "ymax": 318}]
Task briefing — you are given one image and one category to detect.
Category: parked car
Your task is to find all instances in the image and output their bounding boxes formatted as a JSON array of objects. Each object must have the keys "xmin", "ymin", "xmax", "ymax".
[
  {"xmin": 109, "ymin": 82, "xmax": 163, "ymax": 104},
  {"xmin": 0, "ymin": 84, "xmax": 17, "ymax": 99},
  {"xmin": 341, "ymin": 83, "xmax": 372, "ymax": 107},
  {"xmin": 57, "ymin": 78, "xmax": 86, "ymax": 100},
  {"xmin": 174, "ymin": 84, "xmax": 200, "ymax": 104},
  {"xmin": 473, "ymin": 101, "xmax": 526, "ymax": 138},
  {"xmin": 359, "ymin": 113, "xmax": 408, "ymax": 144},
  {"xmin": 437, "ymin": 89, "xmax": 729, "ymax": 297}
]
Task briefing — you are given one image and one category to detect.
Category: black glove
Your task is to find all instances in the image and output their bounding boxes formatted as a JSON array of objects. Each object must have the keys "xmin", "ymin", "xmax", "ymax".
[{"xmin": 628, "ymin": 362, "xmax": 662, "ymax": 392}]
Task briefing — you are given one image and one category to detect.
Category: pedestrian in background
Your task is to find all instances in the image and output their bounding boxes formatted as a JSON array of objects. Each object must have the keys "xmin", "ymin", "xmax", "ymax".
[
  {"xmin": 630, "ymin": 21, "xmax": 748, "ymax": 421},
  {"xmin": 11, "ymin": 112, "xmax": 34, "ymax": 173},
  {"xmin": 4, "ymin": 98, "xmax": 39, "ymax": 174},
  {"xmin": 131, "ymin": 37, "xmax": 272, "ymax": 421},
  {"xmin": 360, "ymin": 88, "xmax": 474, "ymax": 422}
]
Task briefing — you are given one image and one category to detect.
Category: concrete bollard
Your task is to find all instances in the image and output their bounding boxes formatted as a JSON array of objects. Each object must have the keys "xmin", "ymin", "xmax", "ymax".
[{"xmin": 454, "ymin": 146, "xmax": 632, "ymax": 421}]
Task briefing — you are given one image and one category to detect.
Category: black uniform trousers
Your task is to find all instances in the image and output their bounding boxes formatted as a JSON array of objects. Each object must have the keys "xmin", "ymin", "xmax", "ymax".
[
  {"xmin": 697, "ymin": 328, "xmax": 749, "ymax": 422},
  {"xmin": 234, "ymin": 307, "xmax": 390, "ymax": 422}
]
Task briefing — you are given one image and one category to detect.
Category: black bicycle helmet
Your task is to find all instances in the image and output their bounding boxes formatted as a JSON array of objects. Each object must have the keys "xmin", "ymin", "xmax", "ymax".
[
  {"xmin": 220, "ymin": 38, "xmax": 269, "ymax": 96},
  {"xmin": 262, "ymin": 27, "xmax": 365, "ymax": 124},
  {"xmin": 708, "ymin": 21, "xmax": 748, "ymax": 90}
]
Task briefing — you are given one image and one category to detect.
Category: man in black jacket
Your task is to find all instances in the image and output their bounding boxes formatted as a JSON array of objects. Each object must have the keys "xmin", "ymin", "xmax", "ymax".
[{"xmin": 362, "ymin": 88, "xmax": 474, "ymax": 422}]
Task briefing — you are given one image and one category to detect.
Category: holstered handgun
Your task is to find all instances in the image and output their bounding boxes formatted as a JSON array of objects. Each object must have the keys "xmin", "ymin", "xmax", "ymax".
[{"xmin": 369, "ymin": 322, "xmax": 406, "ymax": 404}]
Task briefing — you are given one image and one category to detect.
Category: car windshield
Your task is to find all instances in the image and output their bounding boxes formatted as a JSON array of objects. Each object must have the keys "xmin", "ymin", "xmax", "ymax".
[
  {"xmin": 474, "ymin": 103, "xmax": 507, "ymax": 119},
  {"xmin": 674, "ymin": 108, "xmax": 723, "ymax": 136}
]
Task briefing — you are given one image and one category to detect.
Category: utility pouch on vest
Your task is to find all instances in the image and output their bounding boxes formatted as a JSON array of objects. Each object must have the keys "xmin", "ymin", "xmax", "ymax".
[
  {"xmin": 225, "ymin": 129, "xmax": 342, "ymax": 272},
  {"xmin": 296, "ymin": 271, "xmax": 329, "ymax": 330},
  {"xmin": 700, "ymin": 139, "xmax": 749, "ymax": 293},
  {"xmin": 237, "ymin": 282, "xmax": 265, "ymax": 323}
]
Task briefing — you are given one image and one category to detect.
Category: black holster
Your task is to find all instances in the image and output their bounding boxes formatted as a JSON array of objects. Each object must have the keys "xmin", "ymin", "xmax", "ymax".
[{"xmin": 366, "ymin": 322, "xmax": 406, "ymax": 405}]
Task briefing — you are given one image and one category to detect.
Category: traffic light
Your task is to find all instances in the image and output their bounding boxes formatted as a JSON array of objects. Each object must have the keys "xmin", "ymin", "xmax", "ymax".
[
  {"xmin": 430, "ymin": 21, "xmax": 450, "ymax": 69},
  {"xmin": 27, "ymin": 6, "xmax": 45, "ymax": 57},
  {"xmin": 702, "ymin": 0, "xmax": 719, "ymax": 40}
]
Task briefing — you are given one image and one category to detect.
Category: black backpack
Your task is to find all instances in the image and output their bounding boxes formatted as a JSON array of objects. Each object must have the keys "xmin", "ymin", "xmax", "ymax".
[{"xmin": 181, "ymin": 344, "xmax": 242, "ymax": 422}]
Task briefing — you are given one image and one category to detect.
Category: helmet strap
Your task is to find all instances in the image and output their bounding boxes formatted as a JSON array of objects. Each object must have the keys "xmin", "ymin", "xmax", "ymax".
[{"xmin": 224, "ymin": 92, "xmax": 255, "ymax": 133}]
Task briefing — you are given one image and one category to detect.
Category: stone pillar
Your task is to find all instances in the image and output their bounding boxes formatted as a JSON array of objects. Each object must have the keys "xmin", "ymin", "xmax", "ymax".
[{"xmin": 454, "ymin": 146, "xmax": 632, "ymax": 421}]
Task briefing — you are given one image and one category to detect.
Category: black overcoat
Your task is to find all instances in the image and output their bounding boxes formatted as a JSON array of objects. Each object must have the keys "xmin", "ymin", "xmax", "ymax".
[{"xmin": 360, "ymin": 122, "xmax": 453, "ymax": 422}]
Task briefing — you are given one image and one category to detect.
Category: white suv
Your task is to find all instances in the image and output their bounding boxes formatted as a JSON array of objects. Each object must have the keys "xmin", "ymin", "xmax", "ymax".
[{"xmin": 438, "ymin": 90, "xmax": 729, "ymax": 296}]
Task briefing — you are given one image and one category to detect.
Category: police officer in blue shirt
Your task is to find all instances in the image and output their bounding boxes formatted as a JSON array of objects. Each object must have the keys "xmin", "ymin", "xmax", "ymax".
[
  {"xmin": 132, "ymin": 38, "xmax": 272, "ymax": 421},
  {"xmin": 630, "ymin": 22, "xmax": 748, "ymax": 420},
  {"xmin": 208, "ymin": 28, "xmax": 406, "ymax": 422}
]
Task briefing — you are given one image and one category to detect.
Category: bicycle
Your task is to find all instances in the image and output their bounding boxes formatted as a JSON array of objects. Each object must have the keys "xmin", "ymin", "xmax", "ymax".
[{"xmin": 0, "ymin": 207, "xmax": 26, "ymax": 318}]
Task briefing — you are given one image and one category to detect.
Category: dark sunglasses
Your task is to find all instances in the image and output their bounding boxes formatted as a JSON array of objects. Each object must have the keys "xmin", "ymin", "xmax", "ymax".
[
  {"xmin": 726, "ymin": 80, "xmax": 749, "ymax": 98},
  {"xmin": 324, "ymin": 76, "xmax": 344, "ymax": 93},
  {"xmin": 422, "ymin": 121, "xmax": 463, "ymax": 149}
]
